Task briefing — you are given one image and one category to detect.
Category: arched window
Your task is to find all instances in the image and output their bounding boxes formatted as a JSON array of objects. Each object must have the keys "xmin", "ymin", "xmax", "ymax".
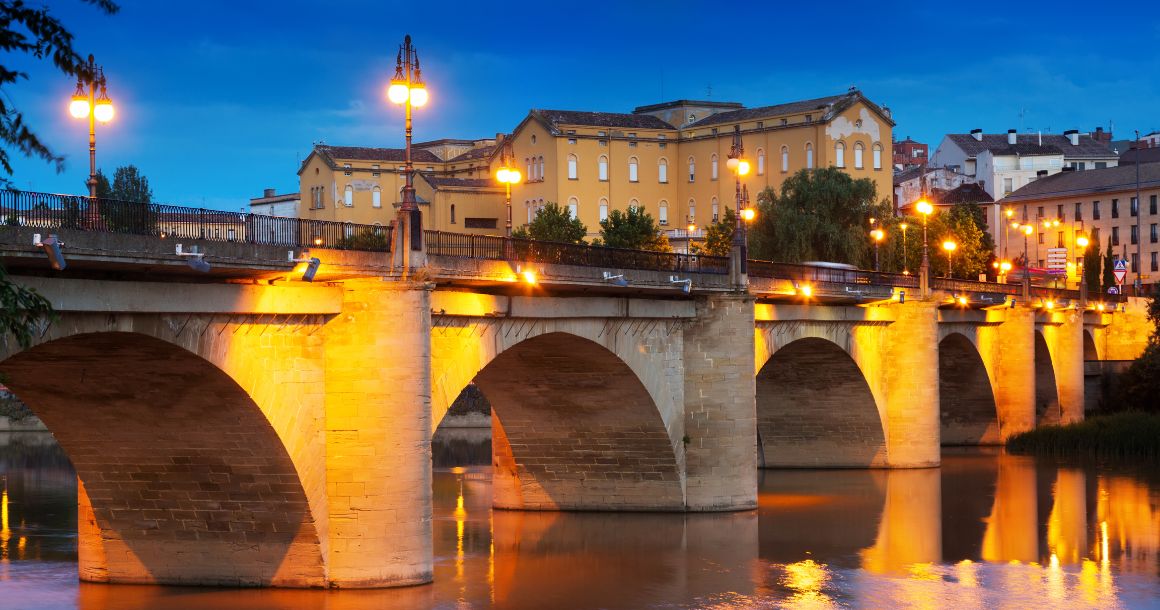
[
  {"xmin": 629, "ymin": 197, "xmax": 640, "ymax": 210},
  {"xmin": 598, "ymin": 155, "xmax": 608, "ymax": 181},
  {"xmin": 757, "ymin": 149, "xmax": 765, "ymax": 175},
  {"xmin": 781, "ymin": 146, "xmax": 789, "ymax": 173},
  {"xmin": 688, "ymin": 156, "xmax": 696, "ymax": 182},
  {"xmin": 567, "ymin": 154, "xmax": 578, "ymax": 180},
  {"xmin": 344, "ymin": 185, "xmax": 353, "ymax": 207},
  {"xmin": 854, "ymin": 142, "xmax": 864, "ymax": 169},
  {"xmin": 873, "ymin": 143, "xmax": 883, "ymax": 170},
  {"xmin": 599, "ymin": 198, "xmax": 609, "ymax": 222},
  {"xmin": 658, "ymin": 158, "xmax": 668, "ymax": 183},
  {"xmin": 526, "ymin": 157, "xmax": 532, "ymax": 181},
  {"xmin": 538, "ymin": 156, "xmax": 545, "ymax": 181},
  {"xmin": 372, "ymin": 186, "xmax": 381, "ymax": 208},
  {"xmin": 835, "ymin": 141, "xmax": 845, "ymax": 168},
  {"xmin": 658, "ymin": 200, "xmax": 669, "ymax": 225},
  {"xmin": 527, "ymin": 202, "xmax": 533, "ymax": 223},
  {"xmin": 806, "ymin": 142, "xmax": 814, "ymax": 169},
  {"xmin": 687, "ymin": 199, "xmax": 696, "ymax": 224},
  {"xmin": 628, "ymin": 157, "xmax": 639, "ymax": 182},
  {"xmin": 567, "ymin": 197, "xmax": 579, "ymax": 219},
  {"xmin": 711, "ymin": 197, "xmax": 719, "ymax": 222},
  {"xmin": 711, "ymin": 154, "xmax": 719, "ymax": 180},
  {"xmin": 450, "ymin": 204, "xmax": 456, "ymax": 224}
]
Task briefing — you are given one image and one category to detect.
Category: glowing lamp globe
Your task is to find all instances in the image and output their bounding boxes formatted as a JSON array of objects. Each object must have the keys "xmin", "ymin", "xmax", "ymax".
[
  {"xmin": 93, "ymin": 100, "xmax": 114, "ymax": 123},
  {"xmin": 69, "ymin": 97, "xmax": 90, "ymax": 119},
  {"xmin": 942, "ymin": 240, "xmax": 957, "ymax": 252},
  {"xmin": 741, "ymin": 208, "xmax": 756, "ymax": 222},
  {"xmin": 409, "ymin": 85, "xmax": 428, "ymax": 107},
  {"xmin": 1076, "ymin": 235, "xmax": 1090, "ymax": 249},
  {"xmin": 726, "ymin": 157, "xmax": 739, "ymax": 172},
  {"xmin": 387, "ymin": 81, "xmax": 409, "ymax": 104},
  {"xmin": 737, "ymin": 160, "xmax": 751, "ymax": 176},
  {"xmin": 496, "ymin": 168, "xmax": 510, "ymax": 183},
  {"xmin": 916, "ymin": 200, "xmax": 933, "ymax": 216},
  {"xmin": 506, "ymin": 169, "xmax": 521, "ymax": 184}
]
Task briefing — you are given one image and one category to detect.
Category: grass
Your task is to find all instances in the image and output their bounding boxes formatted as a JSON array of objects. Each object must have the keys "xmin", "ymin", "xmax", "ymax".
[{"xmin": 1006, "ymin": 412, "xmax": 1160, "ymax": 461}]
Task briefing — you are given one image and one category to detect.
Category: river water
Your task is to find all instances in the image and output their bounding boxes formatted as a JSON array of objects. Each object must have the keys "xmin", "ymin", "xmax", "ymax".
[{"xmin": 1, "ymin": 428, "xmax": 1158, "ymax": 609}]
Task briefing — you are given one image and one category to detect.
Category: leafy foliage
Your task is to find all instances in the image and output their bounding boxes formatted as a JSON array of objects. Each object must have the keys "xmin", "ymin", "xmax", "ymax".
[
  {"xmin": 511, "ymin": 202, "xmax": 587, "ymax": 244},
  {"xmin": 97, "ymin": 165, "xmax": 157, "ymax": 233},
  {"xmin": 697, "ymin": 208, "xmax": 736, "ymax": 257},
  {"xmin": 1118, "ymin": 287, "xmax": 1160, "ymax": 412},
  {"xmin": 1103, "ymin": 236, "xmax": 1116, "ymax": 294},
  {"xmin": 0, "ymin": 1, "xmax": 119, "ymax": 183},
  {"xmin": 1083, "ymin": 241, "xmax": 1102, "ymax": 295},
  {"xmin": 1006, "ymin": 411, "xmax": 1160, "ymax": 461},
  {"xmin": 335, "ymin": 228, "xmax": 390, "ymax": 251},
  {"xmin": 596, "ymin": 205, "xmax": 671, "ymax": 252},
  {"xmin": 0, "ymin": 265, "xmax": 54, "ymax": 349}
]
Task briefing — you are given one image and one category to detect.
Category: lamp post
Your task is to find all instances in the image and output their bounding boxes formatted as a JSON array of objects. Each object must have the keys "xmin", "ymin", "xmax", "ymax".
[
  {"xmin": 1003, "ymin": 207, "xmax": 1014, "ymax": 259},
  {"xmin": 916, "ymin": 198, "xmax": 933, "ymax": 294},
  {"xmin": 725, "ymin": 125, "xmax": 751, "ymax": 279},
  {"xmin": 1019, "ymin": 223, "xmax": 1034, "ymax": 293},
  {"xmin": 494, "ymin": 140, "xmax": 521, "ymax": 237},
  {"xmin": 871, "ymin": 228, "xmax": 885, "ymax": 271},
  {"xmin": 387, "ymin": 34, "xmax": 428, "ymax": 261},
  {"xmin": 68, "ymin": 54, "xmax": 115, "ymax": 224},
  {"xmin": 899, "ymin": 222, "xmax": 909, "ymax": 275},
  {"xmin": 942, "ymin": 239, "xmax": 957, "ymax": 278}
]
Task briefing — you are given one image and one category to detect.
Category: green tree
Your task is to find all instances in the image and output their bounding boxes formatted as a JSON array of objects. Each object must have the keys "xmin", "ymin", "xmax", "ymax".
[
  {"xmin": 596, "ymin": 205, "xmax": 671, "ymax": 252},
  {"xmin": 0, "ymin": 265, "xmax": 53, "ymax": 349},
  {"xmin": 1083, "ymin": 242, "xmax": 1102, "ymax": 295},
  {"xmin": 1102, "ymin": 236, "xmax": 1116, "ymax": 295},
  {"xmin": 98, "ymin": 165, "xmax": 157, "ymax": 234},
  {"xmin": 748, "ymin": 167, "xmax": 880, "ymax": 266},
  {"xmin": 511, "ymin": 202, "xmax": 587, "ymax": 244},
  {"xmin": 1118, "ymin": 288, "xmax": 1160, "ymax": 411},
  {"xmin": 697, "ymin": 208, "xmax": 736, "ymax": 256},
  {"xmin": 335, "ymin": 228, "xmax": 389, "ymax": 251},
  {"xmin": 0, "ymin": 1, "xmax": 119, "ymax": 184}
]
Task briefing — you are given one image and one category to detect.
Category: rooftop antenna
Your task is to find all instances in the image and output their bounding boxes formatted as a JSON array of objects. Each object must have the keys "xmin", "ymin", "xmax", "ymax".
[
  {"xmin": 706, "ymin": 83, "xmax": 712, "ymax": 99},
  {"xmin": 1020, "ymin": 108, "xmax": 1027, "ymax": 133}
]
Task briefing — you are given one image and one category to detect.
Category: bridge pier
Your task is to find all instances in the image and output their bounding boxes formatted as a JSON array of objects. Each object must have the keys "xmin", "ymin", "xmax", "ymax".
[
  {"xmin": 1037, "ymin": 310, "xmax": 1086, "ymax": 425},
  {"xmin": 988, "ymin": 308, "xmax": 1036, "ymax": 440},
  {"xmin": 880, "ymin": 301, "xmax": 941, "ymax": 467}
]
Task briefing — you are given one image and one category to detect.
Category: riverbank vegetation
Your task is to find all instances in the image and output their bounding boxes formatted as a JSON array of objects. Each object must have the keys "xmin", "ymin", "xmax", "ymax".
[{"xmin": 1006, "ymin": 412, "xmax": 1160, "ymax": 461}]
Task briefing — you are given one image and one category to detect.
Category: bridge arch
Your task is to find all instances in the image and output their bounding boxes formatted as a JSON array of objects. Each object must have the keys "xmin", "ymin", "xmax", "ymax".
[
  {"xmin": 1035, "ymin": 330, "xmax": 1062, "ymax": 425},
  {"xmin": 938, "ymin": 332, "xmax": 1001, "ymax": 445},
  {"xmin": 0, "ymin": 329, "xmax": 326, "ymax": 587},
  {"xmin": 1083, "ymin": 329, "xmax": 1100, "ymax": 361},
  {"xmin": 755, "ymin": 336, "xmax": 886, "ymax": 468}
]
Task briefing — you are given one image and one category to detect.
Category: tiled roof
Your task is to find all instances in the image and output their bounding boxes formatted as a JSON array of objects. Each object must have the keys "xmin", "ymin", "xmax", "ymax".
[
  {"xmin": 893, "ymin": 164, "xmax": 937, "ymax": 185},
  {"xmin": 687, "ymin": 92, "xmax": 851, "ymax": 128},
  {"xmin": 932, "ymin": 183, "xmax": 993, "ymax": 205},
  {"xmin": 448, "ymin": 145, "xmax": 497, "ymax": 163},
  {"xmin": 423, "ymin": 177, "xmax": 496, "ymax": 189},
  {"xmin": 534, "ymin": 109, "xmax": 674, "ymax": 130},
  {"xmin": 984, "ymin": 143, "xmax": 1063, "ymax": 157},
  {"xmin": 317, "ymin": 145, "xmax": 442, "ymax": 164},
  {"xmin": 944, "ymin": 133, "xmax": 1116, "ymax": 159},
  {"xmin": 1001, "ymin": 163, "xmax": 1160, "ymax": 202},
  {"xmin": 1119, "ymin": 147, "xmax": 1160, "ymax": 166}
]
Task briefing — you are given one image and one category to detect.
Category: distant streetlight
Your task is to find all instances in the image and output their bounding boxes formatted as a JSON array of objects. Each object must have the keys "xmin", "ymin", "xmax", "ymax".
[
  {"xmin": 494, "ymin": 141, "xmax": 521, "ymax": 237},
  {"xmin": 870, "ymin": 228, "xmax": 885, "ymax": 271},
  {"xmin": 1076, "ymin": 233, "xmax": 1090, "ymax": 301},
  {"xmin": 916, "ymin": 198, "xmax": 933, "ymax": 276},
  {"xmin": 942, "ymin": 239, "xmax": 957, "ymax": 278},
  {"xmin": 899, "ymin": 222, "xmax": 909, "ymax": 274},
  {"xmin": 68, "ymin": 54, "xmax": 115, "ymax": 203}
]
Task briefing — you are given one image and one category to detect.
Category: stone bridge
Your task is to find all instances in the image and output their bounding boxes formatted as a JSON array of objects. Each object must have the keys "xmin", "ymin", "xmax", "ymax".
[{"xmin": 0, "ymin": 221, "xmax": 1150, "ymax": 589}]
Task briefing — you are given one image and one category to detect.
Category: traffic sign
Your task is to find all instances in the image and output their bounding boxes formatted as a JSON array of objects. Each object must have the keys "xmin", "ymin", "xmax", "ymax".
[
  {"xmin": 1115, "ymin": 259, "xmax": 1128, "ymax": 271},
  {"xmin": 1114, "ymin": 268, "xmax": 1127, "ymax": 285}
]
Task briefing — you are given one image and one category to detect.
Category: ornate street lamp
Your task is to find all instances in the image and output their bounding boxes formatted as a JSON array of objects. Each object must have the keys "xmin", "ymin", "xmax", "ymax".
[
  {"xmin": 387, "ymin": 34, "xmax": 428, "ymax": 256},
  {"xmin": 871, "ymin": 228, "xmax": 885, "ymax": 272},
  {"xmin": 899, "ymin": 222, "xmax": 910, "ymax": 274},
  {"xmin": 68, "ymin": 54, "xmax": 115, "ymax": 222},
  {"xmin": 916, "ymin": 198, "xmax": 934, "ymax": 276},
  {"xmin": 726, "ymin": 125, "xmax": 751, "ymax": 274},
  {"xmin": 942, "ymin": 239, "xmax": 957, "ymax": 278},
  {"xmin": 494, "ymin": 140, "xmax": 521, "ymax": 237}
]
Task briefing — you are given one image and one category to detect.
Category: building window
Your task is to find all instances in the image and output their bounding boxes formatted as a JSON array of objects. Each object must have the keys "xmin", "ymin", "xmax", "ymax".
[
  {"xmin": 688, "ymin": 157, "xmax": 695, "ymax": 182},
  {"xmin": 1092, "ymin": 227, "xmax": 1100, "ymax": 244},
  {"xmin": 873, "ymin": 143, "xmax": 883, "ymax": 170},
  {"xmin": 1093, "ymin": 200, "xmax": 1101, "ymax": 220},
  {"xmin": 1150, "ymin": 195, "xmax": 1158, "ymax": 215},
  {"xmin": 659, "ymin": 200, "xmax": 668, "ymax": 225},
  {"xmin": 1151, "ymin": 223, "xmax": 1158, "ymax": 243},
  {"xmin": 567, "ymin": 197, "xmax": 578, "ymax": 219},
  {"xmin": 687, "ymin": 199, "xmax": 696, "ymax": 224},
  {"xmin": 1057, "ymin": 204, "xmax": 1065, "ymax": 220},
  {"xmin": 1003, "ymin": 178, "xmax": 1014, "ymax": 195},
  {"xmin": 599, "ymin": 198, "xmax": 608, "ymax": 222},
  {"xmin": 1075, "ymin": 202, "xmax": 1082, "ymax": 221},
  {"xmin": 526, "ymin": 157, "xmax": 532, "ymax": 181},
  {"xmin": 567, "ymin": 154, "xmax": 578, "ymax": 180},
  {"xmin": 344, "ymin": 185, "xmax": 353, "ymax": 207},
  {"xmin": 835, "ymin": 142, "xmax": 845, "ymax": 168},
  {"xmin": 1131, "ymin": 224, "xmax": 1139, "ymax": 245},
  {"xmin": 1037, "ymin": 206, "xmax": 1044, "ymax": 219},
  {"xmin": 711, "ymin": 197, "xmax": 719, "ymax": 222},
  {"xmin": 1112, "ymin": 198, "xmax": 1120, "ymax": 218},
  {"xmin": 757, "ymin": 149, "xmax": 765, "ymax": 175},
  {"xmin": 805, "ymin": 143, "xmax": 814, "ymax": 169},
  {"xmin": 1112, "ymin": 226, "xmax": 1120, "ymax": 246},
  {"xmin": 343, "ymin": 163, "xmax": 352, "ymax": 176},
  {"xmin": 1132, "ymin": 253, "xmax": 1139, "ymax": 273},
  {"xmin": 450, "ymin": 204, "xmax": 456, "ymax": 224},
  {"xmin": 805, "ymin": 114, "xmax": 812, "ymax": 122},
  {"xmin": 1038, "ymin": 231, "xmax": 1044, "ymax": 245},
  {"xmin": 1057, "ymin": 231, "xmax": 1064, "ymax": 247},
  {"xmin": 711, "ymin": 154, "xmax": 719, "ymax": 180},
  {"xmin": 372, "ymin": 186, "xmax": 381, "ymax": 208},
  {"xmin": 854, "ymin": 142, "xmax": 864, "ymax": 169},
  {"xmin": 598, "ymin": 155, "xmax": 608, "ymax": 181},
  {"xmin": 1131, "ymin": 197, "xmax": 1139, "ymax": 217},
  {"xmin": 780, "ymin": 146, "xmax": 789, "ymax": 173},
  {"xmin": 1095, "ymin": 161, "xmax": 1106, "ymax": 169},
  {"xmin": 628, "ymin": 157, "xmax": 639, "ymax": 182},
  {"xmin": 568, "ymin": 138, "xmax": 576, "ymax": 145},
  {"xmin": 658, "ymin": 158, "xmax": 668, "ymax": 183},
  {"xmin": 1153, "ymin": 252, "xmax": 1158, "ymax": 272},
  {"xmin": 539, "ymin": 156, "xmax": 544, "ymax": 181}
]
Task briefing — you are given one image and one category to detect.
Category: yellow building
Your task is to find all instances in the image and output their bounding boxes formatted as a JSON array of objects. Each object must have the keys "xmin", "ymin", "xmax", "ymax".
[
  {"xmin": 296, "ymin": 138, "xmax": 502, "ymax": 233},
  {"xmin": 507, "ymin": 88, "xmax": 894, "ymax": 239}
]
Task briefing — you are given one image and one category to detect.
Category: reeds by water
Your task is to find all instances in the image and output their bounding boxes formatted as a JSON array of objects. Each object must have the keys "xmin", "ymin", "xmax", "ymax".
[{"xmin": 1006, "ymin": 412, "xmax": 1160, "ymax": 461}]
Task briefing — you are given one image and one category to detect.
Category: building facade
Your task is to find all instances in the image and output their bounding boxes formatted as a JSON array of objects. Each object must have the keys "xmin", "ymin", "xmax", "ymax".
[
  {"xmin": 1000, "ymin": 163, "xmax": 1160, "ymax": 290},
  {"xmin": 249, "ymin": 188, "xmax": 300, "ymax": 217},
  {"xmin": 893, "ymin": 165, "xmax": 976, "ymax": 212},
  {"xmin": 892, "ymin": 136, "xmax": 927, "ymax": 170},
  {"xmin": 504, "ymin": 88, "xmax": 895, "ymax": 239}
]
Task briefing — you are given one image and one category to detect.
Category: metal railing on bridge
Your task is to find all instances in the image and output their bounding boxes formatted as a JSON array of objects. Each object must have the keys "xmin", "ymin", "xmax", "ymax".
[
  {"xmin": 931, "ymin": 277, "xmax": 1022, "ymax": 296},
  {"xmin": 0, "ymin": 190, "xmax": 391, "ymax": 251},
  {"xmin": 424, "ymin": 230, "xmax": 730, "ymax": 274},
  {"xmin": 747, "ymin": 259, "xmax": 919, "ymax": 289}
]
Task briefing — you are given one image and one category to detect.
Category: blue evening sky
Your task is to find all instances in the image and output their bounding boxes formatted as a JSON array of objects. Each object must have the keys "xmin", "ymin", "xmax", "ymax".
[{"xmin": 6, "ymin": 0, "xmax": 1159, "ymax": 210}]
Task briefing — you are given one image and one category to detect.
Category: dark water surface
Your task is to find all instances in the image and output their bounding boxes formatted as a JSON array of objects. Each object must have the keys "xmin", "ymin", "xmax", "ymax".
[{"xmin": 1, "ymin": 429, "xmax": 1159, "ymax": 609}]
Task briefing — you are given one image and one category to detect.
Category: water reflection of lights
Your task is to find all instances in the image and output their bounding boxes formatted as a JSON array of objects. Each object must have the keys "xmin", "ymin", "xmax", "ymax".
[
  {"xmin": 782, "ymin": 560, "xmax": 839, "ymax": 608},
  {"xmin": 1, "ymin": 482, "xmax": 9, "ymax": 562}
]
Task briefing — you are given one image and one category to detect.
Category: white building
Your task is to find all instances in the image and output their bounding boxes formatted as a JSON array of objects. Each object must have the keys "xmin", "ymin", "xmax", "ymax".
[
  {"xmin": 893, "ymin": 165, "xmax": 976, "ymax": 212},
  {"xmin": 249, "ymin": 188, "xmax": 300, "ymax": 217}
]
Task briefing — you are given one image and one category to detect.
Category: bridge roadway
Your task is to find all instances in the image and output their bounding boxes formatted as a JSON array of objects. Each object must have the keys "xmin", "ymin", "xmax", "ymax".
[{"xmin": 0, "ymin": 225, "xmax": 1150, "ymax": 589}]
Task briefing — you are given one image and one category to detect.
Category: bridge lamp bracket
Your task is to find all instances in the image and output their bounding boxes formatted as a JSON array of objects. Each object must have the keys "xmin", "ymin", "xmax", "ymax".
[
  {"xmin": 602, "ymin": 272, "xmax": 629, "ymax": 287},
  {"xmin": 175, "ymin": 243, "xmax": 211, "ymax": 273},
  {"xmin": 32, "ymin": 233, "xmax": 66, "ymax": 271},
  {"xmin": 669, "ymin": 275, "xmax": 692, "ymax": 294},
  {"xmin": 289, "ymin": 249, "xmax": 322, "ymax": 282}
]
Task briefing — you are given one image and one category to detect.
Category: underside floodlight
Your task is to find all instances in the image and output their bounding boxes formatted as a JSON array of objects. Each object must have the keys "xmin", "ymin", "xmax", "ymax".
[
  {"xmin": 669, "ymin": 275, "xmax": 692, "ymax": 294},
  {"xmin": 176, "ymin": 243, "xmax": 211, "ymax": 273},
  {"xmin": 33, "ymin": 233, "xmax": 66, "ymax": 271},
  {"xmin": 602, "ymin": 271, "xmax": 628, "ymax": 287}
]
